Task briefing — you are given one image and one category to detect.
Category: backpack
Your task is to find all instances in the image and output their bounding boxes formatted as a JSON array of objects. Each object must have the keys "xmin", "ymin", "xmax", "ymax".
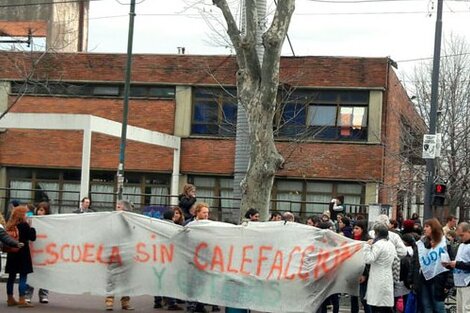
[{"xmin": 2, "ymin": 226, "xmax": 20, "ymax": 253}]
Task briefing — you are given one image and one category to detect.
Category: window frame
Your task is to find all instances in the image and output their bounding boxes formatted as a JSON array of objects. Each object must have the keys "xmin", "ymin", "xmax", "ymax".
[
  {"xmin": 277, "ymin": 89, "xmax": 369, "ymax": 141},
  {"xmin": 191, "ymin": 87, "xmax": 238, "ymax": 137}
]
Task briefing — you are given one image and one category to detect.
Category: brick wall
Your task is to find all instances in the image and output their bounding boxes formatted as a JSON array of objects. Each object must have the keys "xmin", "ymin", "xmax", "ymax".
[
  {"xmin": 0, "ymin": 52, "xmax": 388, "ymax": 88},
  {"xmin": 9, "ymin": 96, "xmax": 175, "ymax": 133}
]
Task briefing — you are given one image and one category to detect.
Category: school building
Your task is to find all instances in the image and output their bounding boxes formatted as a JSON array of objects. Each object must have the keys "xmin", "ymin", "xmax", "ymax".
[{"xmin": 0, "ymin": 51, "xmax": 425, "ymax": 220}]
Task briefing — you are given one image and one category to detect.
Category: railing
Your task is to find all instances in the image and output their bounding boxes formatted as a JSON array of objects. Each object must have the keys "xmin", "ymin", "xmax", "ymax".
[{"xmin": 0, "ymin": 186, "xmax": 369, "ymax": 222}]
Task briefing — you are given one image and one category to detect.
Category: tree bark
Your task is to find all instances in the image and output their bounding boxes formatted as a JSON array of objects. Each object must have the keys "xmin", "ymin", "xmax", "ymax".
[{"xmin": 214, "ymin": 0, "xmax": 294, "ymax": 220}]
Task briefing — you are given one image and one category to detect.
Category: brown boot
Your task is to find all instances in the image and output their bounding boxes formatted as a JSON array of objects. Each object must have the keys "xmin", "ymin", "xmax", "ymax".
[
  {"xmin": 105, "ymin": 296, "xmax": 114, "ymax": 311},
  {"xmin": 17, "ymin": 296, "xmax": 34, "ymax": 308},
  {"xmin": 121, "ymin": 296, "xmax": 134, "ymax": 310},
  {"xmin": 7, "ymin": 295, "xmax": 18, "ymax": 306}
]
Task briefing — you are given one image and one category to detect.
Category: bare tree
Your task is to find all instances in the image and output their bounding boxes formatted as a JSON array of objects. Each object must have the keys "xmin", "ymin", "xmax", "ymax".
[
  {"xmin": 213, "ymin": 0, "xmax": 294, "ymax": 219},
  {"xmin": 407, "ymin": 34, "xmax": 470, "ymax": 221}
]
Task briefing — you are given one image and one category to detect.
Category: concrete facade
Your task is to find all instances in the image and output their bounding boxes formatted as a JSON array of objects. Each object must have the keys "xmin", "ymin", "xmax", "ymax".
[{"xmin": 0, "ymin": 0, "xmax": 89, "ymax": 52}]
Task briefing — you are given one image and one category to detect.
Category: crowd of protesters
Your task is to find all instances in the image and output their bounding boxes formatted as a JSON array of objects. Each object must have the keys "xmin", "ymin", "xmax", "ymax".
[{"xmin": 0, "ymin": 188, "xmax": 469, "ymax": 313}]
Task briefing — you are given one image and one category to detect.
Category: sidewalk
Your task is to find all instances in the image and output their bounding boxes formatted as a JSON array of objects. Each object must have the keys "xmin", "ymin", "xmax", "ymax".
[{"xmin": 1, "ymin": 253, "xmax": 357, "ymax": 312}]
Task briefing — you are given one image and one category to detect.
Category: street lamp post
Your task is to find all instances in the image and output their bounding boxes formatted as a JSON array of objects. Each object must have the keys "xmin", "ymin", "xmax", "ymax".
[
  {"xmin": 117, "ymin": 0, "xmax": 136, "ymax": 200},
  {"xmin": 423, "ymin": 0, "xmax": 443, "ymax": 220}
]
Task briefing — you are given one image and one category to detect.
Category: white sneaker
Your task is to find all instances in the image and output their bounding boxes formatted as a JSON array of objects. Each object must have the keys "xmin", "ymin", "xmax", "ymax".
[
  {"xmin": 25, "ymin": 298, "xmax": 31, "ymax": 304},
  {"xmin": 40, "ymin": 297, "xmax": 49, "ymax": 304}
]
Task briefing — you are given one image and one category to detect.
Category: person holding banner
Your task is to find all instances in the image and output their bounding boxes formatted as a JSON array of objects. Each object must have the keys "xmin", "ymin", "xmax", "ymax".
[
  {"xmin": 411, "ymin": 218, "xmax": 453, "ymax": 313},
  {"xmin": 442, "ymin": 222, "xmax": 470, "ymax": 313},
  {"xmin": 105, "ymin": 199, "xmax": 135, "ymax": 311},
  {"xmin": 363, "ymin": 223, "xmax": 397, "ymax": 313},
  {"xmin": 4, "ymin": 205, "xmax": 36, "ymax": 308}
]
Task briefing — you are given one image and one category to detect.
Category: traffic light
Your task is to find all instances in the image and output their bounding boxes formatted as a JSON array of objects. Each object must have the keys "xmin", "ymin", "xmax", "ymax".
[{"xmin": 432, "ymin": 183, "xmax": 447, "ymax": 206}]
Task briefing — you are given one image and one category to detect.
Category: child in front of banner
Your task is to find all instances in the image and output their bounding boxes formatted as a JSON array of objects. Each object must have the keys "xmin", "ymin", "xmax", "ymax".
[
  {"xmin": 409, "ymin": 218, "xmax": 454, "ymax": 313},
  {"xmin": 442, "ymin": 222, "xmax": 470, "ymax": 313}
]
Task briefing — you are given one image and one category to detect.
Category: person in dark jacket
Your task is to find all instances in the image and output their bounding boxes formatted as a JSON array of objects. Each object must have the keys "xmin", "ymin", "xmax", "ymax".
[
  {"xmin": 408, "ymin": 218, "xmax": 453, "ymax": 313},
  {"xmin": 350, "ymin": 219, "xmax": 372, "ymax": 313},
  {"xmin": 5, "ymin": 206, "xmax": 36, "ymax": 308},
  {"xmin": 178, "ymin": 184, "xmax": 197, "ymax": 220},
  {"xmin": 0, "ymin": 212, "xmax": 23, "ymax": 273}
]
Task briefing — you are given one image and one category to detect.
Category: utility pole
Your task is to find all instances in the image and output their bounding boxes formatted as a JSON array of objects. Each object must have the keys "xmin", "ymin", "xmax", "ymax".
[
  {"xmin": 423, "ymin": 0, "xmax": 443, "ymax": 220},
  {"xmin": 117, "ymin": 0, "xmax": 136, "ymax": 200}
]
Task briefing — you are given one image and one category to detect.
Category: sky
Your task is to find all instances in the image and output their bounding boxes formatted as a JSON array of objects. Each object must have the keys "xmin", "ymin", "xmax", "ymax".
[{"xmin": 86, "ymin": 0, "xmax": 470, "ymax": 79}]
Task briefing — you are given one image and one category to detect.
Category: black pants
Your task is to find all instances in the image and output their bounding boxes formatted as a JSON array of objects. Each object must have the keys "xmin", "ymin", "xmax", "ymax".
[{"xmin": 370, "ymin": 306, "xmax": 393, "ymax": 313}]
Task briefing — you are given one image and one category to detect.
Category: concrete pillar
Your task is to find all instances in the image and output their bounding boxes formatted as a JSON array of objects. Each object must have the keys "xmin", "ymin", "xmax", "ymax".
[
  {"xmin": 365, "ymin": 182, "xmax": 379, "ymax": 206},
  {"xmin": 368, "ymin": 90, "xmax": 383, "ymax": 144},
  {"xmin": 80, "ymin": 128, "xmax": 92, "ymax": 200}
]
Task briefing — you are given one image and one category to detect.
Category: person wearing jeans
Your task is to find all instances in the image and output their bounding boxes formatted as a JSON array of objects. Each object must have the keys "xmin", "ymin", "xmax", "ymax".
[{"xmin": 4, "ymin": 206, "xmax": 36, "ymax": 308}]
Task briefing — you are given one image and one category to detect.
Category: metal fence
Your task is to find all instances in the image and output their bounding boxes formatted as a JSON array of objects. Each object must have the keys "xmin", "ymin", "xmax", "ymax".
[{"xmin": 1, "ymin": 186, "xmax": 369, "ymax": 222}]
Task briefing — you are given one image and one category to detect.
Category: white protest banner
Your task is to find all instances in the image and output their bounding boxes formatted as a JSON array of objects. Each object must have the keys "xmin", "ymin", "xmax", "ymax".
[
  {"xmin": 28, "ymin": 212, "xmax": 365, "ymax": 313},
  {"xmin": 417, "ymin": 238, "xmax": 450, "ymax": 280}
]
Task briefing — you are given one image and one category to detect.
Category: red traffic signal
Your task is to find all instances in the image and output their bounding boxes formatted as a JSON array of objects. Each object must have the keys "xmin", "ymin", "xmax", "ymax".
[{"xmin": 434, "ymin": 183, "xmax": 446, "ymax": 195}]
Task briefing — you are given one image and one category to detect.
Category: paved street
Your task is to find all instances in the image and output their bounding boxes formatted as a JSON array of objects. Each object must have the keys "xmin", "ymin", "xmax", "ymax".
[{"xmin": 0, "ymin": 282, "xmax": 359, "ymax": 313}]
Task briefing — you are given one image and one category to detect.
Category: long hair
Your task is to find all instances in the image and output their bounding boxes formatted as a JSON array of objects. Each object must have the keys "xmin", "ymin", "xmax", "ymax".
[
  {"xmin": 182, "ymin": 184, "xmax": 196, "ymax": 197},
  {"xmin": 6, "ymin": 205, "xmax": 28, "ymax": 230},
  {"xmin": 172, "ymin": 207, "xmax": 185, "ymax": 225},
  {"xmin": 36, "ymin": 201, "xmax": 50, "ymax": 215},
  {"xmin": 424, "ymin": 218, "xmax": 443, "ymax": 245},
  {"xmin": 0, "ymin": 212, "xmax": 6, "ymax": 227}
]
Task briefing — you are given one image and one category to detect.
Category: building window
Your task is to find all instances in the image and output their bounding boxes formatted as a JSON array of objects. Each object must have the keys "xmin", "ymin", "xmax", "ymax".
[
  {"xmin": 188, "ymin": 176, "xmax": 234, "ymax": 220},
  {"xmin": 10, "ymin": 81, "xmax": 175, "ymax": 99},
  {"xmin": 191, "ymin": 87, "xmax": 237, "ymax": 136},
  {"xmin": 272, "ymin": 179, "xmax": 364, "ymax": 216},
  {"xmin": 5, "ymin": 168, "xmax": 170, "ymax": 214},
  {"xmin": 278, "ymin": 90, "xmax": 369, "ymax": 141}
]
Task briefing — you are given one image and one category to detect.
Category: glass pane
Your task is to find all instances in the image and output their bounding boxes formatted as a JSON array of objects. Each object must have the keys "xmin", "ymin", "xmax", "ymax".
[
  {"xmin": 305, "ymin": 194, "xmax": 331, "ymax": 213},
  {"xmin": 193, "ymin": 177, "xmax": 216, "ymax": 188},
  {"xmin": 123, "ymin": 185, "xmax": 142, "ymax": 209},
  {"xmin": 90, "ymin": 184, "xmax": 114, "ymax": 211},
  {"xmin": 306, "ymin": 182, "xmax": 333, "ymax": 193},
  {"xmin": 337, "ymin": 183, "xmax": 362, "ymax": 194},
  {"xmin": 338, "ymin": 107, "xmax": 367, "ymax": 128},
  {"xmin": 9, "ymin": 181, "xmax": 32, "ymax": 204},
  {"xmin": 130, "ymin": 86, "xmax": 147, "ymax": 97},
  {"xmin": 276, "ymin": 192, "xmax": 301, "ymax": 213},
  {"xmin": 93, "ymin": 86, "xmax": 119, "ymax": 96},
  {"xmin": 221, "ymin": 189, "xmax": 234, "ymax": 210},
  {"xmin": 150, "ymin": 186, "xmax": 169, "ymax": 207},
  {"xmin": 219, "ymin": 178, "xmax": 233, "ymax": 189},
  {"xmin": 307, "ymin": 106, "xmax": 336, "ymax": 126},
  {"xmin": 149, "ymin": 87, "xmax": 175, "ymax": 98},
  {"xmin": 193, "ymin": 102, "xmax": 218, "ymax": 123},
  {"xmin": 36, "ymin": 182, "xmax": 59, "ymax": 214},
  {"xmin": 62, "ymin": 183, "xmax": 81, "ymax": 213},
  {"xmin": 36, "ymin": 170, "xmax": 60, "ymax": 180},
  {"xmin": 222, "ymin": 103, "xmax": 237, "ymax": 124},
  {"xmin": 277, "ymin": 181, "xmax": 303, "ymax": 192},
  {"xmin": 196, "ymin": 189, "xmax": 215, "ymax": 208},
  {"xmin": 340, "ymin": 90, "xmax": 369, "ymax": 103},
  {"xmin": 282, "ymin": 103, "xmax": 306, "ymax": 125},
  {"xmin": 344, "ymin": 195, "xmax": 361, "ymax": 205}
]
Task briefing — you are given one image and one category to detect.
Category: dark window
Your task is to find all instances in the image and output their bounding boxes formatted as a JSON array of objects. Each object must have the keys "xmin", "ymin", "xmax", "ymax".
[
  {"xmin": 10, "ymin": 81, "xmax": 175, "ymax": 99},
  {"xmin": 192, "ymin": 87, "xmax": 237, "ymax": 136},
  {"xmin": 277, "ymin": 90, "xmax": 369, "ymax": 141}
]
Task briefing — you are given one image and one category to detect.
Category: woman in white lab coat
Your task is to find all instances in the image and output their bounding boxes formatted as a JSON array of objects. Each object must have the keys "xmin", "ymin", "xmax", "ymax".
[{"xmin": 363, "ymin": 224, "xmax": 397, "ymax": 313}]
